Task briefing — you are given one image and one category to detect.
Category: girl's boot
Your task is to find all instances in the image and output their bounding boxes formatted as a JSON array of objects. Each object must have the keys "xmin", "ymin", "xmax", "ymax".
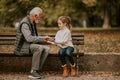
[
  {"xmin": 62, "ymin": 64, "xmax": 69, "ymax": 77},
  {"xmin": 71, "ymin": 64, "xmax": 76, "ymax": 77}
]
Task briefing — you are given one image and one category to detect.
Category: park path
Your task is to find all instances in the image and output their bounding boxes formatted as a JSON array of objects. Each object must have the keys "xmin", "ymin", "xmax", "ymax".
[{"xmin": 0, "ymin": 71, "xmax": 120, "ymax": 80}]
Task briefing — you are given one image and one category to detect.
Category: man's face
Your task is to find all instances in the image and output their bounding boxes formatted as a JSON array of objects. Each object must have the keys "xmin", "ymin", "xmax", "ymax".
[{"xmin": 34, "ymin": 13, "xmax": 43, "ymax": 23}]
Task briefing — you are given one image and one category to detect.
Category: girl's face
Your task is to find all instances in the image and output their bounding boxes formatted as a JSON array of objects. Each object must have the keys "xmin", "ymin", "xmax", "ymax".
[{"xmin": 58, "ymin": 20, "xmax": 66, "ymax": 29}]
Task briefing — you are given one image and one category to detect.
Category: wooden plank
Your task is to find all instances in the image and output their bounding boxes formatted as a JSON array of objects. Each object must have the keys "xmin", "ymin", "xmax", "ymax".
[
  {"xmin": 0, "ymin": 37, "xmax": 16, "ymax": 41},
  {"xmin": 0, "ymin": 35, "xmax": 84, "ymax": 45},
  {"xmin": 0, "ymin": 41, "xmax": 84, "ymax": 45},
  {"xmin": 0, "ymin": 52, "xmax": 84, "ymax": 57}
]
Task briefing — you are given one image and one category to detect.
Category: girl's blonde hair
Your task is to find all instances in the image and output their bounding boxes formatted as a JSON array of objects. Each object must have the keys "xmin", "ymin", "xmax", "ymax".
[{"xmin": 58, "ymin": 16, "xmax": 73, "ymax": 31}]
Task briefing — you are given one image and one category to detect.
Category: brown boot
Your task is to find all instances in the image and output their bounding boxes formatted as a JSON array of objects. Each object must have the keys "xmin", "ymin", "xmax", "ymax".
[
  {"xmin": 71, "ymin": 64, "xmax": 76, "ymax": 77},
  {"xmin": 62, "ymin": 64, "xmax": 69, "ymax": 77}
]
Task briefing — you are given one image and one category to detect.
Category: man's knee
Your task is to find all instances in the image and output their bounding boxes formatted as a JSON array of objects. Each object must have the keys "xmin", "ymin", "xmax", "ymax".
[
  {"xmin": 43, "ymin": 46, "xmax": 50, "ymax": 53},
  {"xmin": 30, "ymin": 44, "xmax": 43, "ymax": 53},
  {"xmin": 43, "ymin": 46, "xmax": 50, "ymax": 52}
]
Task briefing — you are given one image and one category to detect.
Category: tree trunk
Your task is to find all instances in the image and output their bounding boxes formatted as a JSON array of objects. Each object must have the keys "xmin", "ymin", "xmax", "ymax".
[
  {"xmin": 116, "ymin": 4, "xmax": 120, "ymax": 26},
  {"xmin": 81, "ymin": 12, "xmax": 87, "ymax": 28},
  {"xmin": 82, "ymin": 19, "xmax": 87, "ymax": 28},
  {"xmin": 102, "ymin": 6, "xmax": 111, "ymax": 28}
]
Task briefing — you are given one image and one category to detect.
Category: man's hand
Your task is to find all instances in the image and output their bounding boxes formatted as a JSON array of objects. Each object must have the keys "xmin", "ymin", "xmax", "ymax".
[{"xmin": 44, "ymin": 36, "xmax": 54, "ymax": 42}]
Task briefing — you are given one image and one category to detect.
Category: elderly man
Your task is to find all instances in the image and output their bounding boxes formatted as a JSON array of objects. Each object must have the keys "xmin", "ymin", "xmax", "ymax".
[{"xmin": 14, "ymin": 7, "xmax": 51, "ymax": 79}]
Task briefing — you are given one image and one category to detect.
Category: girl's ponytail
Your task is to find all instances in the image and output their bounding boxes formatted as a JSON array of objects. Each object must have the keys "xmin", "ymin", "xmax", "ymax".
[
  {"xmin": 58, "ymin": 16, "xmax": 73, "ymax": 31},
  {"xmin": 66, "ymin": 16, "xmax": 72, "ymax": 31}
]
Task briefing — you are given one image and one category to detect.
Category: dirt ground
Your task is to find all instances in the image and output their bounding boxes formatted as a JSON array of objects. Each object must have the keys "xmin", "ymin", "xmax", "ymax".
[{"xmin": 0, "ymin": 71, "xmax": 120, "ymax": 80}]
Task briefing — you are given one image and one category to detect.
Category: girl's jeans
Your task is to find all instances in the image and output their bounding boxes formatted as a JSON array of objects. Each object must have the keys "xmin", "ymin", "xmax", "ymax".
[{"xmin": 58, "ymin": 46, "xmax": 74, "ymax": 66}]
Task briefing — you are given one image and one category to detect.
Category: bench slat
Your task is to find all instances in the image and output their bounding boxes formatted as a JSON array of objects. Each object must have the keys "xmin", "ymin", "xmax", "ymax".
[
  {"xmin": 0, "ymin": 41, "xmax": 84, "ymax": 45},
  {"xmin": 0, "ymin": 52, "xmax": 84, "ymax": 57},
  {"xmin": 0, "ymin": 35, "xmax": 84, "ymax": 45},
  {"xmin": 0, "ymin": 37, "xmax": 15, "ymax": 41},
  {"xmin": 0, "ymin": 34, "xmax": 84, "ymax": 37},
  {"xmin": 0, "ymin": 37, "xmax": 84, "ymax": 40}
]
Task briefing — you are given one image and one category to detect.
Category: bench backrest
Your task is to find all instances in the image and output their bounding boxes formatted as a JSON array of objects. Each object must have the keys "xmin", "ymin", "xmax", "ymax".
[
  {"xmin": 0, "ymin": 34, "xmax": 84, "ymax": 45},
  {"xmin": 0, "ymin": 34, "xmax": 84, "ymax": 57}
]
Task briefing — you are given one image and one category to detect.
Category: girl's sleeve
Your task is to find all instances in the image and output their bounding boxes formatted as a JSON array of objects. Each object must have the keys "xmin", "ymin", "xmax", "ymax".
[{"xmin": 55, "ymin": 31, "xmax": 71, "ymax": 44}]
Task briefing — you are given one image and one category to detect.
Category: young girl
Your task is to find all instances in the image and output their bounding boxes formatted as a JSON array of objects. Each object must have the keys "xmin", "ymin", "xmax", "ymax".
[{"xmin": 52, "ymin": 16, "xmax": 76, "ymax": 77}]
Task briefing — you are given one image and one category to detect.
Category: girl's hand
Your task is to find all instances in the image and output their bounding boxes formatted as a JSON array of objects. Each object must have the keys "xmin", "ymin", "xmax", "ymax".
[
  {"xmin": 61, "ymin": 43, "xmax": 65, "ymax": 46},
  {"xmin": 44, "ymin": 36, "xmax": 54, "ymax": 42},
  {"xmin": 46, "ymin": 41, "xmax": 55, "ymax": 44}
]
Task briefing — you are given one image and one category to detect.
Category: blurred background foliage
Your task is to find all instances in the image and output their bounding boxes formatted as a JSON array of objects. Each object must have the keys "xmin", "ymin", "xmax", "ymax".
[{"xmin": 0, "ymin": 0, "xmax": 120, "ymax": 28}]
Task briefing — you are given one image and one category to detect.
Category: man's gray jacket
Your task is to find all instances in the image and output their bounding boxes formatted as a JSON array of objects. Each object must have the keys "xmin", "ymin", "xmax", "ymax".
[{"xmin": 14, "ymin": 16, "xmax": 45, "ymax": 56}]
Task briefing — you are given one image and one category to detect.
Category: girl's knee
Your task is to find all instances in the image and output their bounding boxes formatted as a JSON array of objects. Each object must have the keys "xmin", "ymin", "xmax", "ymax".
[
  {"xmin": 59, "ymin": 52, "xmax": 64, "ymax": 55},
  {"xmin": 67, "ymin": 54, "xmax": 72, "ymax": 57},
  {"xmin": 59, "ymin": 49, "xmax": 65, "ymax": 55},
  {"xmin": 59, "ymin": 50, "xmax": 66, "ymax": 55},
  {"xmin": 66, "ymin": 51, "xmax": 72, "ymax": 56}
]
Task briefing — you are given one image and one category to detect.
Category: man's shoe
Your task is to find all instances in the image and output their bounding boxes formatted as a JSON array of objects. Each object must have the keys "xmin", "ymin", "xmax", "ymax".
[{"xmin": 28, "ymin": 70, "xmax": 42, "ymax": 79}]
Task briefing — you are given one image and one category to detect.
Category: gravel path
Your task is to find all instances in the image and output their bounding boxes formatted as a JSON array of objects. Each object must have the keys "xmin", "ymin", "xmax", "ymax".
[{"xmin": 0, "ymin": 71, "xmax": 120, "ymax": 80}]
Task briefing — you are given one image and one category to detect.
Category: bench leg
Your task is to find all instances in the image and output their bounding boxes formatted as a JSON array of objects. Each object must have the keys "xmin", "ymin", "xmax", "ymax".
[{"xmin": 76, "ymin": 54, "xmax": 79, "ymax": 77}]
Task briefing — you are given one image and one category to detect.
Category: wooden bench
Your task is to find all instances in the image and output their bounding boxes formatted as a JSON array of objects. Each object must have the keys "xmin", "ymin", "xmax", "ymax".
[{"xmin": 0, "ymin": 34, "xmax": 84, "ymax": 76}]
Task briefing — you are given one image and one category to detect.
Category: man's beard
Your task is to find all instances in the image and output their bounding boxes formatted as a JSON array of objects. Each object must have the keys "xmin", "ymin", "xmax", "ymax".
[{"xmin": 35, "ymin": 19, "xmax": 40, "ymax": 23}]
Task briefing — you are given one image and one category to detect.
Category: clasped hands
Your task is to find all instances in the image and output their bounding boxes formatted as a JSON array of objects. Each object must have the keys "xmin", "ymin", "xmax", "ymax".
[
  {"xmin": 44, "ymin": 36, "xmax": 65, "ymax": 47},
  {"xmin": 44, "ymin": 36, "xmax": 55, "ymax": 44}
]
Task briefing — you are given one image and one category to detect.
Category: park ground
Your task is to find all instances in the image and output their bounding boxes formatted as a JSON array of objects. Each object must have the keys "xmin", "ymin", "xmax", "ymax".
[
  {"xmin": 0, "ymin": 71, "xmax": 120, "ymax": 80},
  {"xmin": 0, "ymin": 29, "xmax": 120, "ymax": 80}
]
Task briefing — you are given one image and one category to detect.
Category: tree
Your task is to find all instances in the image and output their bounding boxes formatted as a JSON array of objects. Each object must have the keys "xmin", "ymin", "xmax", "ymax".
[
  {"xmin": 0, "ymin": 0, "xmax": 40, "ymax": 27},
  {"xmin": 100, "ymin": 0, "xmax": 111, "ymax": 28},
  {"xmin": 0, "ymin": 0, "xmax": 119, "ymax": 28},
  {"xmin": 39, "ymin": 0, "xmax": 79, "ymax": 27}
]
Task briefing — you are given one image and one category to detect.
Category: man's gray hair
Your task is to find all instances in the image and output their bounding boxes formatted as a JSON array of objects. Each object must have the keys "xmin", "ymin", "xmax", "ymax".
[{"xmin": 30, "ymin": 7, "xmax": 42, "ymax": 15}]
